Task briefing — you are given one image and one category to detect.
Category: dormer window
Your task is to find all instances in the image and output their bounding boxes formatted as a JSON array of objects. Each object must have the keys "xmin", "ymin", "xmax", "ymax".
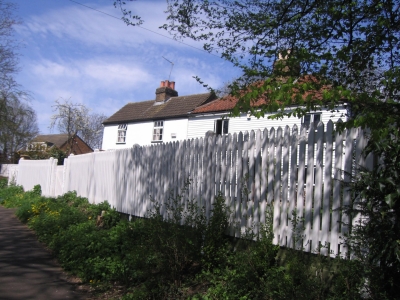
[
  {"xmin": 117, "ymin": 124, "xmax": 127, "ymax": 143},
  {"xmin": 152, "ymin": 121, "xmax": 164, "ymax": 142}
]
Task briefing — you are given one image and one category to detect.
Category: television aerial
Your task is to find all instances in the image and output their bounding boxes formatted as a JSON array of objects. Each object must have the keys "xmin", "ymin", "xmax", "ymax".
[{"xmin": 162, "ymin": 56, "xmax": 174, "ymax": 81}]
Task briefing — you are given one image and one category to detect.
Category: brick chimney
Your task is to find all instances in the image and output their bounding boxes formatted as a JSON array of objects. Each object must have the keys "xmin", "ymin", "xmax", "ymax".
[
  {"xmin": 273, "ymin": 49, "xmax": 300, "ymax": 77},
  {"xmin": 155, "ymin": 80, "xmax": 178, "ymax": 102}
]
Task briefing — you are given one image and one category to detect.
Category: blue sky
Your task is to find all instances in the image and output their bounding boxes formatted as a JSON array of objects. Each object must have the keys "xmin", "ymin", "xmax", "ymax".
[{"xmin": 12, "ymin": 0, "xmax": 241, "ymax": 134}]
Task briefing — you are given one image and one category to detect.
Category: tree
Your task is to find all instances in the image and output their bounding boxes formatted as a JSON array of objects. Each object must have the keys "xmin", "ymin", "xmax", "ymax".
[
  {"xmin": 0, "ymin": 0, "xmax": 20, "ymax": 93},
  {"xmin": 118, "ymin": 0, "xmax": 400, "ymax": 297},
  {"xmin": 0, "ymin": 0, "xmax": 36, "ymax": 163},
  {"xmin": 80, "ymin": 112, "xmax": 108, "ymax": 150},
  {"xmin": 0, "ymin": 93, "xmax": 38, "ymax": 163},
  {"xmin": 50, "ymin": 98, "xmax": 107, "ymax": 151}
]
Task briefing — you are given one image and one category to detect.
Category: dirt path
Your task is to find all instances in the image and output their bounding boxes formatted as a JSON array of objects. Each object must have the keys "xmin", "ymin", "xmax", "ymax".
[{"xmin": 0, "ymin": 206, "xmax": 90, "ymax": 300}]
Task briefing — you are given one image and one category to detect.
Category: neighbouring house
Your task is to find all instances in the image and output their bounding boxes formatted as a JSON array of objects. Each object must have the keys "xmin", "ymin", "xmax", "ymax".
[
  {"xmin": 26, "ymin": 134, "xmax": 93, "ymax": 155},
  {"xmin": 101, "ymin": 80, "xmax": 216, "ymax": 150},
  {"xmin": 187, "ymin": 76, "xmax": 349, "ymax": 139}
]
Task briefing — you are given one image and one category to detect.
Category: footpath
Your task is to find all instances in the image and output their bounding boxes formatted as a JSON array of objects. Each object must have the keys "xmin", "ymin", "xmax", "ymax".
[{"xmin": 0, "ymin": 206, "xmax": 89, "ymax": 300}]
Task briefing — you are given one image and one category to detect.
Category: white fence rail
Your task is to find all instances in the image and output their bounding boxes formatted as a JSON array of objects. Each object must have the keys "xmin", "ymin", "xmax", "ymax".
[
  {"xmin": 12, "ymin": 121, "xmax": 373, "ymax": 257},
  {"xmin": 0, "ymin": 164, "xmax": 18, "ymax": 178},
  {"xmin": 15, "ymin": 158, "xmax": 58, "ymax": 197}
]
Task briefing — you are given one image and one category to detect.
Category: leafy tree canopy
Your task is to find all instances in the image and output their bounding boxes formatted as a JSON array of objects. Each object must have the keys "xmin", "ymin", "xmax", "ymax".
[
  {"xmin": 115, "ymin": 0, "xmax": 400, "ymax": 138},
  {"xmin": 158, "ymin": 0, "xmax": 399, "ymax": 133}
]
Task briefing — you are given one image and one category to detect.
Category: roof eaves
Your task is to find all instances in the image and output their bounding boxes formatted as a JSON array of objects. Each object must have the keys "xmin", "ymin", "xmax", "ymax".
[{"xmin": 103, "ymin": 114, "xmax": 191, "ymax": 125}]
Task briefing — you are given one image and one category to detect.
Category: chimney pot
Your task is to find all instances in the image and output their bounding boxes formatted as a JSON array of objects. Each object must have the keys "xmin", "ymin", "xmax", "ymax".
[{"xmin": 155, "ymin": 80, "xmax": 178, "ymax": 102}]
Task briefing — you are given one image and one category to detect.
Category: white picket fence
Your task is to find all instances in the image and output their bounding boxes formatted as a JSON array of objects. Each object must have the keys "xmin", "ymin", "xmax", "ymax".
[
  {"xmin": 0, "ymin": 164, "xmax": 18, "ymax": 179},
  {"xmin": 12, "ymin": 121, "xmax": 373, "ymax": 257}
]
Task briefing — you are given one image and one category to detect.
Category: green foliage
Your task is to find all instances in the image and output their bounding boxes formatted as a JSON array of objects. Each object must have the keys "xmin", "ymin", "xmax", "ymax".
[
  {"xmin": 201, "ymin": 193, "xmax": 231, "ymax": 271},
  {"xmin": 0, "ymin": 184, "xmax": 24, "ymax": 207},
  {"xmin": 31, "ymin": 184, "xmax": 41, "ymax": 196},
  {"xmin": 157, "ymin": 1, "xmax": 399, "ymax": 130},
  {"xmin": 137, "ymin": 184, "xmax": 208, "ymax": 297},
  {"xmin": 48, "ymin": 147, "xmax": 68, "ymax": 165},
  {"xmin": 343, "ymin": 130, "xmax": 400, "ymax": 299},
  {"xmin": 18, "ymin": 146, "xmax": 67, "ymax": 165},
  {"xmin": 0, "ymin": 178, "xmax": 7, "ymax": 189},
  {"xmin": 0, "ymin": 180, "xmax": 383, "ymax": 299}
]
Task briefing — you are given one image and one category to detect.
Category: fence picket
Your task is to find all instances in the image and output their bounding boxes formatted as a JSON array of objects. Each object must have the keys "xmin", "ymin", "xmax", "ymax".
[
  {"xmin": 296, "ymin": 125, "xmax": 307, "ymax": 250},
  {"xmin": 247, "ymin": 130, "xmax": 256, "ymax": 230},
  {"xmin": 341, "ymin": 128, "xmax": 357, "ymax": 257},
  {"xmin": 313, "ymin": 121, "xmax": 324, "ymax": 253},
  {"xmin": 205, "ymin": 137, "xmax": 213, "ymax": 220},
  {"xmin": 273, "ymin": 127, "xmax": 283, "ymax": 245},
  {"xmin": 260, "ymin": 128, "xmax": 268, "ymax": 225},
  {"xmin": 225, "ymin": 134, "xmax": 233, "ymax": 235},
  {"xmin": 241, "ymin": 132, "xmax": 249, "ymax": 235},
  {"xmin": 287, "ymin": 125, "xmax": 298, "ymax": 248},
  {"xmin": 331, "ymin": 123, "xmax": 344, "ymax": 257},
  {"xmin": 220, "ymin": 135, "xmax": 226, "ymax": 196},
  {"xmin": 215, "ymin": 136, "xmax": 222, "ymax": 194},
  {"xmin": 267, "ymin": 128, "xmax": 275, "ymax": 208},
  {"xmin": 279, "ymin": 126, "xmax": 290, "ymax": 246},
  {"xmin": 236, "ymin": 132, "xmax": 244, "ymax": 237},
  {"xmin": 305, "ymin": 122, "xmax": 315, "ymax": 252},
  {"xmin": 231, "ymin": 133, "xmax": 239, "ymax": 236},
  {"xmin": 197, "ymin": 138, "xmax": 204, "ymax": 213},
  {"xmin": 321, "ymin": 121, "xmax": 333, "ymax": 256},
  {"xmin": 254, "ymin": 129, "xmax": 262, "ymax": 236}
]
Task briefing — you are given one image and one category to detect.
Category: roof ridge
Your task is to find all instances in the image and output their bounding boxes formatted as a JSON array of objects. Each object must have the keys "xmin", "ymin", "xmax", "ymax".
[
  {"xmin": 124, "ymin": 92, "xmax": 212, "ymax": 105},
  {"xmin": 174, "ymin": 92, "xmax": 212, "ymax": 98}
]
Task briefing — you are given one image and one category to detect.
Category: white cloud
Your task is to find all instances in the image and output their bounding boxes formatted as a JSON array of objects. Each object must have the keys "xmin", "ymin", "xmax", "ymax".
[
  {"xmin": 29, "ymin": 57, "xmax": 152, "ymax": 91},
  {"xmin": 13, "ymin": 0, "xmax": 241, "ymax": 135},
  {"xmin": 15, "ymin": 1, "xmax": 204, "ymax": 52}
]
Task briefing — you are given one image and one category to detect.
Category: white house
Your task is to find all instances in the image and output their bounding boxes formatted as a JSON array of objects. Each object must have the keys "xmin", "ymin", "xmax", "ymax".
[
  {"xmin": 187, "ymin": 76, "xmax": 349, "ymax": 139},
  {"xmin": 102, "ymin": 80, "xmax": 216, "ymax": 150},
  {"xmin": 102, "ymin": 77, "xmax": 349, "ymax": 150}
]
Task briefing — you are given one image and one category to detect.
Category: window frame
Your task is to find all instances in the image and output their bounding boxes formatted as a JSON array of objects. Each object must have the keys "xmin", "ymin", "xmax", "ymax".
[
  {"xmin": 117, "ymin": 124, "xmax": 127, "ymax": 144},
  {"xmin": 152, "ymin": 120, "xmax": 164, "ymax": 142},
  {"xmin": 215, "ymin": 119, "xmax": 229, "ymax": 135},
  {"xmin": 302, "ymin": 113, "xmax": 322, "ymax": 128}
]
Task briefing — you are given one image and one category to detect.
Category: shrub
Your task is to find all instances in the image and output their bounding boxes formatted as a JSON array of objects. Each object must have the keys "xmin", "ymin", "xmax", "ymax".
[
  {"xmin": 0, "ymin": 178, "xmax": 8, "ymax": 189},
  {"xmin": 139, "ymin": 189, "xmax": 207, "ymax": 297}
]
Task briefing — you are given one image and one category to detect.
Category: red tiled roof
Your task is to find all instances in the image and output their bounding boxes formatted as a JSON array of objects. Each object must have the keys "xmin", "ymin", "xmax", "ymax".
[{"xmin": 192, "ymin": 76, "xmax": 328, "ymax": 114}]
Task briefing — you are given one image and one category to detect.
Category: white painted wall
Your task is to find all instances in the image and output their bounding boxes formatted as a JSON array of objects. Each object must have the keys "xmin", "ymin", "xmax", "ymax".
[
  {"xmin": 102, "ymin": 118, "xmax": 189, "ymax": 150},
  {"xmin": 187, "ymin": 106, "xmax": 348, "ymax": 139}
]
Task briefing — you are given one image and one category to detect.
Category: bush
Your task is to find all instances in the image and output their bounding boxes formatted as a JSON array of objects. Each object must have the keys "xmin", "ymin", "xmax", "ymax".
[
  {"xmin": 0, "ymin": 178, "xmax": 8, "ymax": 189},
  {"xmin": 137, "ymin": 187, "xmax": 208, "ymax": 297}
]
